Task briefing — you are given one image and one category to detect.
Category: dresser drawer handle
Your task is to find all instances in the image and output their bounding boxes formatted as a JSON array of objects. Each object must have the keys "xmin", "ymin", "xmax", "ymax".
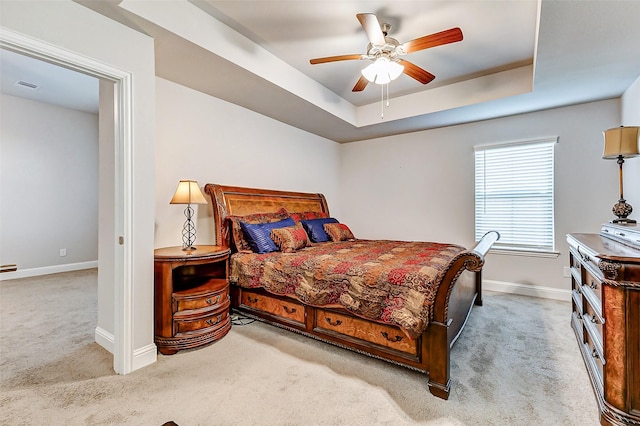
[
  {"xmin": 381, "ymin": 332, "xmax": 403, "ymax": 342},
  {"xmin": 247, "ymin": 296, "xmax": 259, "ymax": 304},
  {"xmin": 591, "ymin": 347, "xmax": 600, "ymax": 359},
  {"xmin": 590, "ymin": 280, "xmax": 598, "ymax": 290},
  {"xmin": 590, "ymin": 315, "xmax": 599, "ymax": 324},
  {"xmin": 283, "ymin": 306, "xmax": 297, "ymax": 314},
  {"xmin": 206, "ymin": 295, "xmax": 221, "ymax": 305},
  {"xmin": 325, "ymin": 317, "xmax": 342, "ymax": 326},
  {"xmin": 206, "ymin": 315, "xmax": 222, "ymax": 326}
]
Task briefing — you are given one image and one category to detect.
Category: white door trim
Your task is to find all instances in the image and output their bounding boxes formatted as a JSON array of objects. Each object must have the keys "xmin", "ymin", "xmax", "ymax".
[{"xmin": 0, "ymin": 28, "xmax": 135, "ymax": 373}]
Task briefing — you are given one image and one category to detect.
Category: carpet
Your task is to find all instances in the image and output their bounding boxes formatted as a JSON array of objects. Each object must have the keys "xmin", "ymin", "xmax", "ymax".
[{"xmin": 0, "ymin": 270, "xmax": 599, "ymax": 425}]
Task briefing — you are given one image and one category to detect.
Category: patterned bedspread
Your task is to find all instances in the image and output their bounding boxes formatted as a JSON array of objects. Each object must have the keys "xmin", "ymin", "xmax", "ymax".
[{"xmin": 230, "ymin": 240, "xmax": 469, "ymax": 338}]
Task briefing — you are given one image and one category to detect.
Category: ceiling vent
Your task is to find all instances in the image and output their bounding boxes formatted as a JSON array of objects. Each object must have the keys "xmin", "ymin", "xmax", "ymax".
[{"xmin": 15, "ymin": 80, "xmax": 39, "ymax": 90}]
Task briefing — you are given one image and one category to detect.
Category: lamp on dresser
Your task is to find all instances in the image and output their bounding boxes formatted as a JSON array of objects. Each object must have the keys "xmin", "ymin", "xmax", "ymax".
[
  {"xmin": 602, "ymin": 126, "xmax": 639, "ymax": 224},
  {"xmin": 170, "ymin": 180, "xmax": 208, "ymax": 251}
]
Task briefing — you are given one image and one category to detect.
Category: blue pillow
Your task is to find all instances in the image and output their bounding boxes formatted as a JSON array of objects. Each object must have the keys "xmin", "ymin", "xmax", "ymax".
[
  {"xmin": 240, "ymin": 218, "xmax": 295, "ymax": 254},
  {"xmin": 301, "ymin": 217, "xmax": 339, "ymax": 243}
]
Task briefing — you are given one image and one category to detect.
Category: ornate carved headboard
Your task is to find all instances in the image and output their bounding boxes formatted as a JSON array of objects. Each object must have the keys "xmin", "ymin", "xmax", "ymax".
[{"xmin": 203, "ymin": 184, "xmax": 329, "ymax": 249}]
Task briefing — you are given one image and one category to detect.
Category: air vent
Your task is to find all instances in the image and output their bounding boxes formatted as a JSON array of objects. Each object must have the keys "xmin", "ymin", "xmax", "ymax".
[{"xmin": 15, "ymin": 80, "xmax": 39, "ymax": 90}]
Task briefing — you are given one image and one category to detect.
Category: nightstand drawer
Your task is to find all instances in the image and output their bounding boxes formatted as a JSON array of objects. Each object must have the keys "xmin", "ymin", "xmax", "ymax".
[
  {"xmin": 173, "ymin": 279, "xmax": 229, "ymax": 313},
  {"xmin": 174, "ymin": 304, "xmax": 230, "ymax": 335}
]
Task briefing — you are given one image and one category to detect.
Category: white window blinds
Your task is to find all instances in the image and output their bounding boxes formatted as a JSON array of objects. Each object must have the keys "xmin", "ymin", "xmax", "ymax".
[{"xmin": 474, "ymin": 138, "xmax": 556, "ymax": 252}]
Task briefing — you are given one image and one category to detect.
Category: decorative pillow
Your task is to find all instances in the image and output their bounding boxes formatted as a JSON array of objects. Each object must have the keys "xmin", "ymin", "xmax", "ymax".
[
  {"xmin": 227, "ymin": 208, "xmax": 290, "ymax": 252},
  {"xmin": 300, "ymin": 217, "xmax": 339, "ymax": 243},
  {"xmin": 240, "ymin": 217, "xmax": 295, "ymax": 254},
  {"xmin": 289, "ymin": 211, "xmax": 328, "ymax": 223},
  {"xmin": 324, "ymin": 223, "xmax": 355, "ymax": 242},
  {"xmin": 271, "ymin": 223, "xmax": 310, "ymax": 253}
]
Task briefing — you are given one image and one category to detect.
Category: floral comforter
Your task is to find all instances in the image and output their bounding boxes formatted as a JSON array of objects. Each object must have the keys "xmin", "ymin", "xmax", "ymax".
[{"xmin": 230, "ymin": 240, "xmax": 468, "ymax": 338}]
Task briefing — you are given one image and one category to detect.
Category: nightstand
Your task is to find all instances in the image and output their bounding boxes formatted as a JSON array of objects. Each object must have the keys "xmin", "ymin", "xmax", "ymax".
[{"xmin": 154, "ymin": 245, "xmax": 231, "ymax": 355}]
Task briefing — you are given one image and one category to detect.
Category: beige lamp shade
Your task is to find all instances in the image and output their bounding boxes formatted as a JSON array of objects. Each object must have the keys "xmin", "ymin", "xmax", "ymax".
[
  {"xmin": 169, "ymin": 180, "xmax": 208, "ymax": 205},
  {"xmin": 602, "ymin": 126, "xmax": 640, "ymax": 159}
]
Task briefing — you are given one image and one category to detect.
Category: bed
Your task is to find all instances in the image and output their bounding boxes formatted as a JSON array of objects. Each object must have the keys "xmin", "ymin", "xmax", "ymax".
[{"xmin": 204, "ymin": 183, "xmax": 499, "ymax": 399}]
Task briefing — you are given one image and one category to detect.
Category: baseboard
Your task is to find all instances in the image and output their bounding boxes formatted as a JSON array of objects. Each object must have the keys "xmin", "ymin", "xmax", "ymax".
[
  {"xmin": 95, "ymin": 327, "xmax": 157, "ymax": 371},
  {"xmin": 133, "ymin": 343, "xmax": 158, "ymax": 371},
  {"xmin": 0, "ymin": 261, "xmax": 98, "ymax": 281},
  {"xmin": 483, "ymin": 279, "xmax": 571, "ymax": 302},
  {"xmin": 95, "ymin": 326, "xmax": 115, "ymax": 354}
]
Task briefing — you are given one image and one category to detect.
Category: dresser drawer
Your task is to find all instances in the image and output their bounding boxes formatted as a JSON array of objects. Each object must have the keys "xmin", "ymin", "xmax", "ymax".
[
  {"xmin": 315, "ymin": 309, "xmax": 417, "ymax": 355},
  {"xmin": 173, "ymin": 280, "xmax": 229, "ymax": 313},
  {"xmin": 241, "ymin": 290, "xmax": 305, "ymax": 323},
  {"xmin": 583, "ymin": 297, "xmax": 604, "ymax": 340},
  {"xmin": 583, "ymin": 330, "xmax": 604, "ymax": 387},
  {"xmin": 174, "ymin": 304, "xmax": 230, "ymax": 335}
]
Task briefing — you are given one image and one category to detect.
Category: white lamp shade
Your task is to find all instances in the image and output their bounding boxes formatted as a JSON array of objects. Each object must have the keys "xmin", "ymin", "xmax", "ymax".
[
  {"xmin": 603, "ymin": 126, "xmax": 640, "ymax": 159},
  {"xmin": 361, "ymin": 57, "xmax": 404, "ymax": 85},
  {"xmin": 170, "ymin": 180, "xmax": 208, "ymax": 205}
]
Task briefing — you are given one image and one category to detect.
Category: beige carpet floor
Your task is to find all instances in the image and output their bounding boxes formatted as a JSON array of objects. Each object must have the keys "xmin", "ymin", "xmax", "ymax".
[{"xmin": 0, "ymin": 269, "xmax": 600, "ymax": 425}]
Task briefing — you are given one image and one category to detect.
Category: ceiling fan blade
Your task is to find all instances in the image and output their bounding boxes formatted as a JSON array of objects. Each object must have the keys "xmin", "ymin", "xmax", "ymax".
[
  {"xmin": 401, "ymin": 27, "xmax": 463, "ymax": 54},
  {"xmin": 356, "ymin": 13, "xmax": 386, "ymax": 46},
  {"xmin": 352, "ymin": 75, "xmax": 369, "ymax": 92},
  {"xmin": 399, "ymin": 59, "xmax": 436, "ymax": 84},
  {"xmin": 310, "ymin": 54, "xmax": 363, "ymax": 65}
]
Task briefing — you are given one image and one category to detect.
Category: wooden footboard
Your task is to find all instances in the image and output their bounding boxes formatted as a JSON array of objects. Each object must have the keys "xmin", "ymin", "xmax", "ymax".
[{"xmin": 204, "ymin": 183, "xmax": 499, "ymax": 400}]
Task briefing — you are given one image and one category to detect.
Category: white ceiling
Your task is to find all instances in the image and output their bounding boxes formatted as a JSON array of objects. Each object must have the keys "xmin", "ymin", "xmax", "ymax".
[
  {"xmin": 3, "ymin": 1, "xmax": 640, "ymax": 143},
  {"xmin": 0, "ymin": 48, "xmax": 99, "ymax": 114}
]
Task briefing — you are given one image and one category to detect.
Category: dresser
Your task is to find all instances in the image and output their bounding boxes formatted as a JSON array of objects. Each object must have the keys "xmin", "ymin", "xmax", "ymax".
[
  {"xmin": 567, "ymin": 224, "xmax": 640, "ymax": 426},
  {"xmin": 154, "ymin": 245, "xmax": 231, "ymax": 355}
]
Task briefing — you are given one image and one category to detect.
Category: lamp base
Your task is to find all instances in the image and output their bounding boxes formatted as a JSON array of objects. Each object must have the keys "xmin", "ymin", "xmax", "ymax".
[
  {"xmin": 182, "ymin": 246, "xmax": 198, "ymax": 251},
  {"xmin": 612, "ymin": 199, "xmax": 634, "ymax": 223}
]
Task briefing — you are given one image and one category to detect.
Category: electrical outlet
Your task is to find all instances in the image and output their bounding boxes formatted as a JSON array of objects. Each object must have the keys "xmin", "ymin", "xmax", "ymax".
[
  {"xmin": 563, "ymin": 266, "xmax": 571, "ymax": 278},
  {"xmin": 60, "ymin": 248, "xmax": 67, "ymax": 257}
]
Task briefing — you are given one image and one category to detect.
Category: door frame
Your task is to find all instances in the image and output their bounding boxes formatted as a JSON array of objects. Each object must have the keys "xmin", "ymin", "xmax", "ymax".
[{"xmin": 1, "ymin": 28, "xmax": 135, "ymax": 373}]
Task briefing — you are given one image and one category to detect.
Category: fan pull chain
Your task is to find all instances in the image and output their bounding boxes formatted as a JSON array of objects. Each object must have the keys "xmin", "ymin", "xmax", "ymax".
[
  {"xmin": 380, "ymin": 84, "xmax": 384, "ymax": 119},
  {"xmin": 386, "ymin": 83, "xmax": 390, "ymax": 107}
]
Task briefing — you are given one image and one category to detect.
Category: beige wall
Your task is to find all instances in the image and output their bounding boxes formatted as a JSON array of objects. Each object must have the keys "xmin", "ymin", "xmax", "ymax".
[
  {"xmin": 339, "ymin": 99, "xmax": 621, "ymax": 294},
  {"xmin": 0, "ymin": 94, "xmax": 98, "ymax": 270},
  {"xmin": 154, "ymin": 78, "xmax": 342, "ymax": 249}
]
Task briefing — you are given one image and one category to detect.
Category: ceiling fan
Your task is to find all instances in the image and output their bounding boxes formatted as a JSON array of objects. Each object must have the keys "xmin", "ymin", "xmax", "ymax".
[{"xmin": 310, "ymin": 13, "xmax": 463, "ymax": 92}]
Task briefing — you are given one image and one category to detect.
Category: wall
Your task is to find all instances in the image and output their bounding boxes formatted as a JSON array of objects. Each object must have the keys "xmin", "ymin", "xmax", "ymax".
[
  {"xmin": 621, "ymin": 75, "xmax": 640, "ymax": 216},
  {"xmin": 339, "ymin": 99, "xmax": 620, "ymax": 296},
  {"xmin": 1, "ymin": 0, "xmax": 156, "ymax": 372},
  {"xmin": 0, "ymin": 94, "xmax": 98, "ymax": 271},
  {"xmin": 154, "ymin": 77, "xmax": 342, "ymax": 249}
]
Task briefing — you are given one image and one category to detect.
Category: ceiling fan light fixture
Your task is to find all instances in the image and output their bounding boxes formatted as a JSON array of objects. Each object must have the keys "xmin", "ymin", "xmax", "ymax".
[{"xmin": 361, "ymin": 57, "xmax": 404, "ymax": 85}]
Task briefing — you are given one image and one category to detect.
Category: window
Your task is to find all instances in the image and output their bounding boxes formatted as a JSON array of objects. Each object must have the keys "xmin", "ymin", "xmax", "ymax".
[{"xmin": 474, "ymin": 138, "xmax": 557, "ymax": 255}]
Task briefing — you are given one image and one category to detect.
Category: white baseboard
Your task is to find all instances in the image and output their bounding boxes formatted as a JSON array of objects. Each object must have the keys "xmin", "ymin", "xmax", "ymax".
[
  {"xmin": 133, "ymin": 344, "xmax": 158, "ymax": 371},
  {"xmin": 95, "ymin": 327, "xmax": 157, "ymax": 371},
  {"xmin": 483, "ymin": 279, "xmax": 571, "ymax": 302},
  {"xmin": 0, "ymin": 261, "xmax": 98, "ymax": 281},
  {"xmin": 95, "ymin": 326, "xmax": 114, "ymax": 354}
]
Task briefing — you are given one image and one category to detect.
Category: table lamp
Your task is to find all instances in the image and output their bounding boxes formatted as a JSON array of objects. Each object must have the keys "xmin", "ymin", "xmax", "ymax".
[
  {"xmin": 603, "ymin": 126, "xmax": 640, "ymax": 224},
  {"xmin": 170, "ymin": 180, "xmax": 208, "ymax": 250}
]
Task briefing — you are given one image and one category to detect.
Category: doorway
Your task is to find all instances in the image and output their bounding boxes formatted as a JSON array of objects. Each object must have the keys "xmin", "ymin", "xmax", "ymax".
[{"xmin": 0, "ymin": 28, "xmax": 135, "ymax": 374}]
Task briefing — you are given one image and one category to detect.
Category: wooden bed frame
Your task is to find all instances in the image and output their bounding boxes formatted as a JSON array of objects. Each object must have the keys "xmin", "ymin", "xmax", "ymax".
[{"xmin": 204, "ymin": 183, "xmax": 498, "ymax": 399}]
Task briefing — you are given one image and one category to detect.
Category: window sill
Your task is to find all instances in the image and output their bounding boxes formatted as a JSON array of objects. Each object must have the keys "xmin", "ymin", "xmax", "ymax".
[{"xmin": 488, "ymin": 248, "xmax": 560, "ymax": 259}]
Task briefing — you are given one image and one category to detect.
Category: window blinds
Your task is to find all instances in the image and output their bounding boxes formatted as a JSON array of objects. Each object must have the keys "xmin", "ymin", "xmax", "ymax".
[{"xmin": 474, "ymin": 138, "xmax": 556, "ymax": 252}]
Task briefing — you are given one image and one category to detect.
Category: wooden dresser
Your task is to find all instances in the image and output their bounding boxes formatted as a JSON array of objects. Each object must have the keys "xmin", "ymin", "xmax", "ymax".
[{"xmin": 567, "ymin": 223, "xmax": 640, "ymax": 426}]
